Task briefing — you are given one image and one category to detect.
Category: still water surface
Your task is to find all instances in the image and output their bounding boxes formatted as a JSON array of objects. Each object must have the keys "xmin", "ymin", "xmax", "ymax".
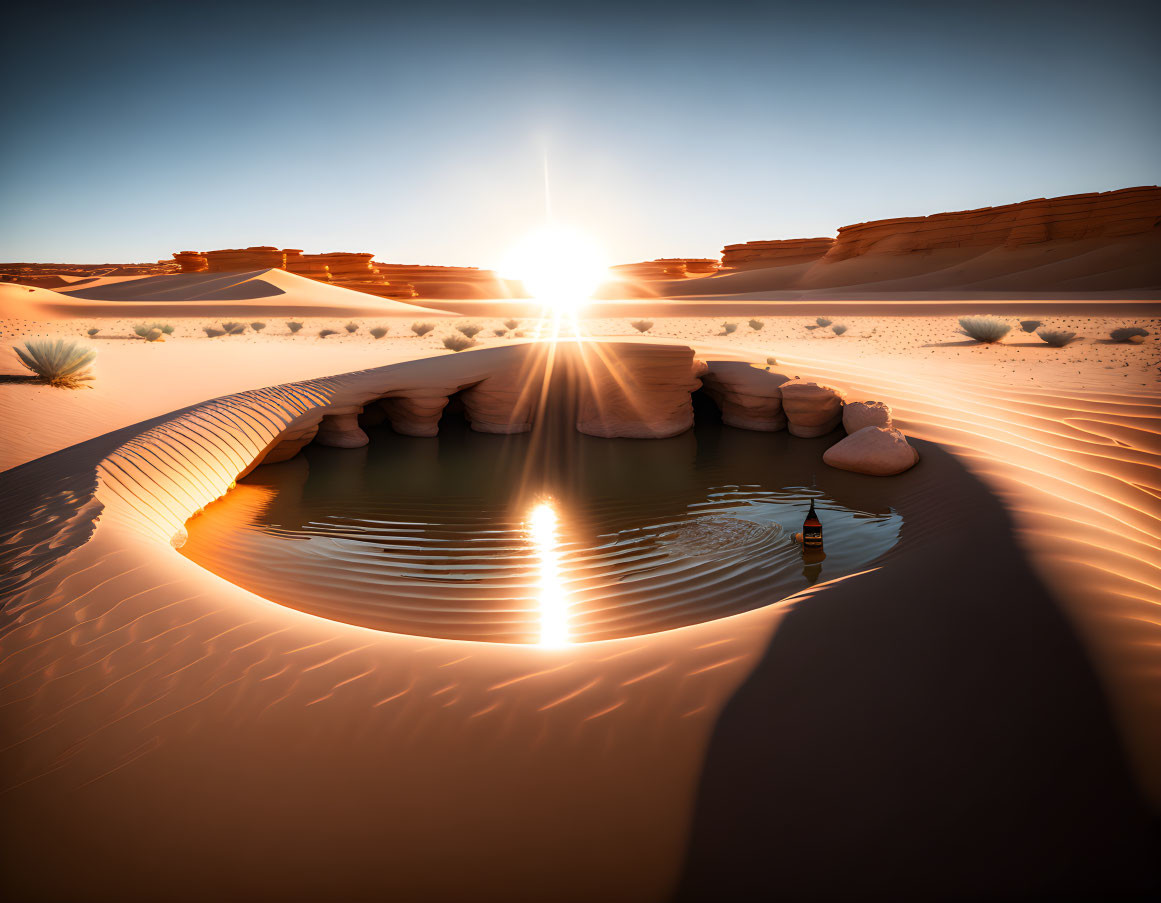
[{"xmin": 181, "ymin": 407, "xmax": 902, "ymax": 643}]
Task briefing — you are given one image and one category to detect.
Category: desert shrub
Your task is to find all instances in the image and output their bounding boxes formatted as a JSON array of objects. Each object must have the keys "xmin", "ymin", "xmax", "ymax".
[
  {"xmin": 1037, "ymin": 329, "xmax": 1079, "ymax": 347},
  {"xmin": 1020, "ymin": 319, "xmax": 1041, "ymax": 333},
  {"xmin": 345, "ymin": 322, "xmax": 359, "ymax": 333},
  {"xmin": 493, "ymin": 328, "xmax": 508, "ymax": 336},
  {"xmin": 958, "ymin": 316, "xmax": 1010, "ymax": 343},
  {"xmin": 411, "ymin": 321, "xmax": 435, "ymax": 337},
  {"xmin": 631, "ymin": 320, "xmax": 654, "ymax": 333},
  {"xmin": 1110, "ymin": 326, "xmax": 1149, "ymax": 342},
  {"xmin": 766, "ymin": 356, "xmax": 778, "ymax": 366},
  {"xmin": 287, "ymin": 321, "xmax": 304, "ymax": 333},
  {"xmin": 805, "ymin": 324, "xmax": 818, "ymax": 330},
  {"xmin": 203, "ymin": 327, "xmax": 225, "ymax": 337},
  {"xmin": 144, "ymin": 328, "xmax": 164, "ymax": 342},
  {"xmin": 221, "ymin": 322, "xmax": 246, "ymax": 335},
  {"xmin": 134, "ymin": 321, "xmax": 173, "ymax": 338},
  {"xmin": 503, "ymin": 319, "xmax": 520, "ymax": 330},
  {"xmin": 319, "ymin": 328, "xmax": 338, "ymax": 338},
  {"xmin": 250, "ymin": 321, "xmax": 266, "ymax": 332},
  {"xmin": 748, "ymin": 319, "xmax": 764, "ymax": 331},
  {"xmin": 370, "ymin": 326, "xmax": 388, "ymax": 339},
  {"xmin": 443, "ymin": 334, "xmax": 476, "ymax": 352},
  {"xmin": 86, "ymin": 327, "xmax": 100, "ymax": 336},
  {"xmin": 721, "ymin": 322, "xmax": 737, "ymax": 335},
  {"xmin": 457, "ymin": 324, "xmax": 483, "ymax": 339},
  {"xmin": 513, "ymin": 330, "xmax": 525, "ymax": 338},
  {"xmin": 14, "ymin": 339, "xmax": 96, "ymax": 387},
  {"xmin": 816, "ymin": 317, "xmax": 832, "ymax": 327},
  {"xmin": 832, "ymin": 324, "xmax": 847, "ymax": 335}
]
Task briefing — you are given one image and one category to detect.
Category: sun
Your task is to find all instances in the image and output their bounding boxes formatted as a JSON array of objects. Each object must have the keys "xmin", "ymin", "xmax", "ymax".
[{"xmin": 500, "ymin": 224, "xmax": 609, "ymax": 312}]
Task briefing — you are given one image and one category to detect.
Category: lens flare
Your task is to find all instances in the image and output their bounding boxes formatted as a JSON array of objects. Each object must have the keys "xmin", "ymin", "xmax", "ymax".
[
  {"xmin": 500, "ymin": 224, "xmax": 609, "ymax": 315},
  {"xmin": 528, "ymin": 500, "xmax": 569, "ymax": 646}
]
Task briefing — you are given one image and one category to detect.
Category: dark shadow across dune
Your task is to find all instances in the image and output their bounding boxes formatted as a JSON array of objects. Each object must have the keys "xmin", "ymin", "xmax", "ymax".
[{"xmin": 676, "ymin": 440, "xmax": 1161, "ymax": 901}]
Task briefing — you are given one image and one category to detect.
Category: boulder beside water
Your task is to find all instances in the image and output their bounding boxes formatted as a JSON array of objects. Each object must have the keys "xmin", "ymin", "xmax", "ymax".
[{"xmin": 824, "ymin": 426, "xmax": 919, "ymax": 476}]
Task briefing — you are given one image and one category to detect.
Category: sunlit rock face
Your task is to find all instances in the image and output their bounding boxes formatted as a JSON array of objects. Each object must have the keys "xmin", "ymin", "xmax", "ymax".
[
  {"xmin": 700, "ymin": 361, "xmax": 790, "ymax": 431},
  {"xmin": 780, "ymin": 379, "xmax": 846, "ymax": 438},
  {"xmin": 573, "ymin": 343, "xmax": 703, "ymax": 438},
  {"xmin": 824, "ymin": 185, "xmax": 1161, "ymax": 259},
  {"xmin": 719, "ymin": 238, "xmax": 835, "ymax": 270}
]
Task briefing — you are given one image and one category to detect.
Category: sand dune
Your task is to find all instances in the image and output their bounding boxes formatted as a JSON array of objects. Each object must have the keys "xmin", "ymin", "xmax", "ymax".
[
  {"xmin": 1, "ymin": 316, "xmax": 1158, "ymax": 899},
  {"xmin": 0, "ymin": 270, "xmax": 452, "ymax": 319}
]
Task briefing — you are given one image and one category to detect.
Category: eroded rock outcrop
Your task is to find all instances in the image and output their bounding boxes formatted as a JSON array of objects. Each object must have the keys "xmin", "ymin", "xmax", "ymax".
[
  {"xmin": 202, "ymin": 247, "xmax": 287, "ymax": 272},
  {"xmin": 700, "ymin": 361, "xmax": 789, "ymax": 431},
  {"xmin": 824, "ymin": 426, "xmax": 919, "ymax": 476},
  {"xmin": 825, "ymin": 186, "xmax": 1161, "ymax": 260},
  {"xmin": 610, "ymin": 258, "xmax": 721, "ymax": 281},
  {"xmin": 719, "ymin": 238, "xmax": 835, "ymax": 270},
  {"xmin": 575, "ymin": 343, "xmax": 704, "ymax": 438},
  {"xmin": 315, "ymin": 410, "xmax": 369, "ymax": 448},
  {"xmin": 780, "ymin": 380, "xmax": 845, "ymax": 438}
]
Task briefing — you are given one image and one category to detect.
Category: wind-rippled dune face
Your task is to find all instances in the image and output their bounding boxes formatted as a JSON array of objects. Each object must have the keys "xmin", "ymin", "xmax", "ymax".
[{"xmin": 1, "ymin": 328, "xmax": 1159, "ymax": 900}]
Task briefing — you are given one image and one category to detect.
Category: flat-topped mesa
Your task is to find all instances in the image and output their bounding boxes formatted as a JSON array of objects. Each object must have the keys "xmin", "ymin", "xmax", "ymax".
[
  {"xmin": 201, "ymin": 246, "xmax": 287, "ymax": 272},
  {"xmin": 825, "ymin": 185, "xmax": 1161, "ymax": 261},
  {"xmin": 173, "ymin": 251, "xmax": 208, "ymax": 273},
  {"xmin": 610, "ymin": 258, "xmax": 721, "ymax": 280},
  {"xmin": 719, "ymin": 238, "xmax": 834, "ymax": 270}
]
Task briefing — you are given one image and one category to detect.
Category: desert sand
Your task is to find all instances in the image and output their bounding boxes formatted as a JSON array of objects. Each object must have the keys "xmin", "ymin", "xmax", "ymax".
[{"xmin": 1, "ymin": 269, "xmax": 1159, "ymax": 899}]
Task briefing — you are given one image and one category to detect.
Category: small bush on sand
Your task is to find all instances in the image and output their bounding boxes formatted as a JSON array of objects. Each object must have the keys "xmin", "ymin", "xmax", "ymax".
[
  {"xmin": 443, "ymin": 334, "xmax": 476, "ymax": 352},
  {"xmin": 134, "ymin": 322, "xmax": 174, "ymax": 338},
  {"xmin": 457, "ymin": 324, "xmax": 483, "ymax": 339},
  {"xmin": 721, "ymin": 322, "xmax": 737, "ymax": 335},
  {"xmin": 15, "ymin": 339, "xmax": 96, "ymax": 387},
  {"xmin": 805, "ymin": 324, "xmax": 818, "ymax": 330},
  {"xmin": 370, "ymin": 326, "xmax": 388, "ymax": 339},
  {"xmin": 1037, "ymin": 329, "xmax": 1079, "ymax": 347},
  {"xmin": 319, "ymin": 328, "xmax": 338, "ymax": 338},
  {"xmin": 1110, "ymin": 326, "xmax": 1149, "ymax": 342},
  {"xmin": 749, "ymin": 319, "xmax": 764, "ymax": 331},
  {"xmin": 345, "ymin": 322, "xmax": 359, "ymax": 333},
  {"xmin": 144, "ymin": 328, "xmax": 164, "ymax": 342},
  {"xmin": 513, "ymin": 330, "xmax": 526, "ymax": 338},
  {"xmin": 493, "ymin": 328, "xmax": 508, "ymax": 336},
  {"xmin": 411, "ymin": 322, "xmax": 435, "ymax": 337},
  {"xmin": 86, "ymin": 327, "xmax": 100, "ymax": 337},
  {"xmin": 766, "ymin": 356, "xmax": 778, "ymax": 366},
  {"xmin": 221, "ymin": 322, "xmax": 246, "ymax": 335},
  {"xmin": 204, "ymin": 327, "xmax": 226, "ymax": 337},
  {"xmin": 287, "ymin": 321, "xmax": 304, "ymax": 333},
  {"xmin": 832, "ymin": 324, "xmax": 848, "ymax": 335},
  {"xmin": 816, "ymin": 317, "xmax": 832, "ymax": 327},
  {"xmin": 631, "ymin": 320, "xmax": 654, "ymax": 333},
  {"xmin": 504, "ymin": 319, "xmax": 520, "ymax": 330},
  {"xmin": 1020, "ymin": 319, "xmax": 1041, "ymax": 333},
  {"xmin": 958, "ymin": 316, "xmax": 1010, "ymax": 343},
  {"xmin": 250, "ymin": 321, "xmax": 266, "ymax": 332}
]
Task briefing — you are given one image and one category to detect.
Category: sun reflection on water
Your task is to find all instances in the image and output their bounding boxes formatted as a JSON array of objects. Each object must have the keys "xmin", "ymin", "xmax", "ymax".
[{"xmin": 528, "ymin": 500, "xmax": 569, "ymax": 646}]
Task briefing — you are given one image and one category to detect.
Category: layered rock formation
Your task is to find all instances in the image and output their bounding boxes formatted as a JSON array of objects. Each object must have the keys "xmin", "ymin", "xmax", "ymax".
[
  {"xmin": 825, "ymin": 186, "xmax": 1161, "ymax": 260},
  {"xmin": 700, "ymin": 361, "xmax": 789, "ymax": 431},
  {"xmin": 202, "ymin": 247, "xmax": 287, "ymax": 272},
  {"xmin": 719, "ymin": 238, "xmax": 834, "ymax": 270},
  {"xmin": 780, "ymin": 380, "xmax": 846, "ymax": 438},
  {"xmin": 610, "ymin": 259, "xmax": 720, "ymax": 281}
]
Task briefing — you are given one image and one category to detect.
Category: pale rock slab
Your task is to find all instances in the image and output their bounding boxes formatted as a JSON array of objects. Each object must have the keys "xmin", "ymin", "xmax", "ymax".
[{"xmin": 824, "ymin": 426, "xmax": 919, "ymax": 476}]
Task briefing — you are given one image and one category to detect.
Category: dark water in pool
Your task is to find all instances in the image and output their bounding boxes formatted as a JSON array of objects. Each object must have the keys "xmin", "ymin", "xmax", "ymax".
[{"xmin": 181, "ymin": 402, "xmax": 903, "ymax": 643}]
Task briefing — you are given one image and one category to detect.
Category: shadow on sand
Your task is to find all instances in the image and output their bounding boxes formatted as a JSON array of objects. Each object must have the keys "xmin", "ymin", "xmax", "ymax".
[{"xmin": 677, "ymin": 440, "xmax": 1160, "ymax": 901}]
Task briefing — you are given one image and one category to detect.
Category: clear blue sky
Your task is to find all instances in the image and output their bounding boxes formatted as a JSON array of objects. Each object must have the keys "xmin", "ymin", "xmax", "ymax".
[{"xmin": 2, "ymin": 0, "xmax": 1158, "ymax": 266}]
